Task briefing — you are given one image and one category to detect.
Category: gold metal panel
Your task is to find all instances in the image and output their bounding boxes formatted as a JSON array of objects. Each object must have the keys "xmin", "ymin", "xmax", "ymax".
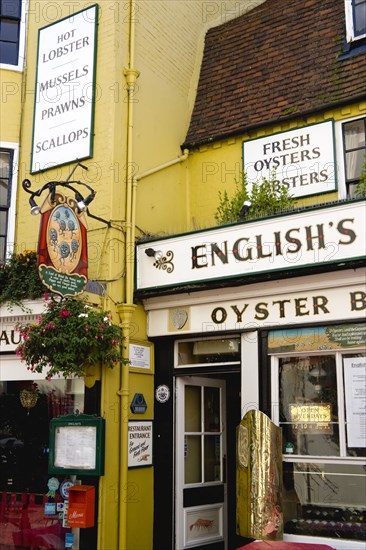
[{"xmin": 236, "ymin": 410, "xmax": 283, "ymax": 540}]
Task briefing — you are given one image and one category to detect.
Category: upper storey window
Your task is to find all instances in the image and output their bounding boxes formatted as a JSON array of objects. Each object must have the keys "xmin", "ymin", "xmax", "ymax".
[
  {"xmin": 345, "ymin": 0, "xmax": 366, "ymax": 42},
  {"xmin": 343, "ymin": 117, "xmax": 366, "ymax": 197},
  {"xmin": 0, "ymin": 0, "xmax": 22, "ymax": 66}
]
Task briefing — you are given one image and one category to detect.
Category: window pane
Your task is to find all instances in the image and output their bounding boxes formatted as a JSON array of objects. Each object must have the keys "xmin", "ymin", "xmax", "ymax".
[
  {"xmin": 0, "ymin": 210, "xmax": 7, "ymax": 233},
  {"xmin": 354, "ymin": 0, "xmax": 366, "ymax": 36},
  {"xmin": 0, "ymin": 40, "xmax": 18, "ymax": 64},
  {"xmin": 177, "ymin": 338, "xmax": 240, "ymax": 366},
  {"xmin": 204, "ymin": 435, "xmax": 221, "ymax": 482},
  {"xmin": 345, "ymin": 150, "xmax": 365, "ymax": 180},
  {"xmin": 185, "ymin": 385, "xmax": 201, "ymax": 432},
  {"xmin": 0, "ymin": 19, "xmax": 19, "ymax": 41},
  {"xmin": 0, "ymin": 0, "xmax": 21, "ymax": 18},
  {"xmin": 0, "ymin": 236, "xmax": 5, "ymax": 261},
  {"xmin": 184, "ymin": 435, "xmax": 201, "ymax": 484},
  {"xmin": 204, "ymin": 386, "xmax": 220, "ymax": 432},
  {"xmin": 284, "ymin": 462, "xmax": 366, "ymax": 541},
  {"xmin": 343, "ymin": 353, "xmax": 366, "ymax": 458},
  {"xmin": 280, "ymin": 356, "xmax": 339, "ymax": 456},
  {"xmin": 0, "ymin": 179, "xmax": 8, "ymax": 206},
  {"xmin": 344, "ymin": 119, "xmax": 366, "ymax": 150},
  {"xmin": 0, "ymin": 151, "xmax": 10, "ymax": 178}
]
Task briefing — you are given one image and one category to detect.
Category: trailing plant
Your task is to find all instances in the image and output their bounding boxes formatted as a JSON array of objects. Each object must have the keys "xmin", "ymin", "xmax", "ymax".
[
  {"xmin": 16, "ymin": 296, "xmax": 125, "ymax": 378},
  {"xmin": 354, "ymin": 156, "xmax": 366, "ymax": 198},
  {"xmin": 0, "ymin": 250, "xmax": 46, "ymax": 310},
  {"xmin": 214, "ymin": 172, "xmax": 295, "ymax": 225}
]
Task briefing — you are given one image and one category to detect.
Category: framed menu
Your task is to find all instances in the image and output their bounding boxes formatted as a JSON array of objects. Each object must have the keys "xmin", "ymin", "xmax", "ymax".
[{"xmin": 49, "ymin": 414, "xmax": 105, "ymax": 475}]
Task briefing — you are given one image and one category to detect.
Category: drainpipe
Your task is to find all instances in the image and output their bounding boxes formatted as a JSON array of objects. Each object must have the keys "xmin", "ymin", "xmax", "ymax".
[
  {"xmin": 131, "ymin": 148, "xmax": 189, "ymax": 260},
  {"xmin": 117, "ymin": 2, "xmax": 189, "ymax": 547},
  {"xmin": 117, "ymin": 0, "xmax": 139, "ymax": 548}
]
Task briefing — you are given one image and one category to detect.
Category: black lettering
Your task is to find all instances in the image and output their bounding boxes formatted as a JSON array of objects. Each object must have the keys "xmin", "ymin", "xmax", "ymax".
[
  {"xmin": 272, "ymin": 299, "xmax": 291, "ymax": 318},
  {"xmin": 305, "ymin": 224, "xmax": 325, "ymax": 250},
  {"xmin": 211, "ymin": 307, "xmax": 227, "ymax": 324},
  {"xmin": 295, "ymin": 298, "xmax": 310, "ymax": 316},
  {"xmin": 256, "ymin": 235, "xmax": 272, "ymax": 259},
  {"xmin": 254, "ymin": 303, "xmax": 269, "ymax": 320},
  {"xmin": 337, "ymin": 218, "xmax": 356, "ymax": 245},
  {"xmin": 312, "ymin": 296, "xmax": 329, "ymax": 314},
  {"xmin": 232, "ymin": 238, "xmax": 252, "ymax": 261},
  {"xmin": 191, "ymin": 246, "xmax": 207, "ymax": 269},
  {"xmin": 231, "ymin": 304, "xmax": 249, "ymax": 322},
  {"xmin": 350, "ymin": 291, "xmax": 366, "ymax": 311},
  {"xmin": 211, "ymin": 242, "xmax": 228, "ymax": 265},
  {"xmin": 285, "ymin": 228, "xmax": 301, "ymax": 253},
  {"xmin": 0, "ymin": 330, "xmax": 10, "ymax": 345}
]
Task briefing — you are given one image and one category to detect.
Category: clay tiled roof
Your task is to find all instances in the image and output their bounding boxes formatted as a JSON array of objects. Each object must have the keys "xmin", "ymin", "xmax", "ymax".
[{"xmin": 184, "ymin": 0, "xmax": 366, "ymax": 147}]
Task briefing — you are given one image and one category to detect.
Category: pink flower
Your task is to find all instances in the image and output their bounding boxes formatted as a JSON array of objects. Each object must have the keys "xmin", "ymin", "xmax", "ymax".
[{"xmin": 59, "ymin": 310, "xmax": 70, "ymax": 317}]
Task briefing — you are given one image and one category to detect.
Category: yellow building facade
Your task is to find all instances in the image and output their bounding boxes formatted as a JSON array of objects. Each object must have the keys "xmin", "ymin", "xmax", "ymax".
[{"xmin": 1, "ymin": 2, "xmax": 268, "ymax": 550}]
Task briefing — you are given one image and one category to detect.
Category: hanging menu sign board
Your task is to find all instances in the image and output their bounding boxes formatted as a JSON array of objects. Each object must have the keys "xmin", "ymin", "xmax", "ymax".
[{"xmin": 31, "ymin": 5, "xmax": 98, "ymax": 173}]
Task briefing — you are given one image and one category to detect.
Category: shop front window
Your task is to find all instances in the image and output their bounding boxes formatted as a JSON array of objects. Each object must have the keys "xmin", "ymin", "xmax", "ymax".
[
  {"xmin": 279, "ymin": 355, "xmax": 340, "ymax": 457},
  {"xmin": 270, "ymin": 324, "xmax": 366, "ymax": 544},
  {"xmin": 0, "ymin": 379, "xmax": 84, "ymax": 549}
]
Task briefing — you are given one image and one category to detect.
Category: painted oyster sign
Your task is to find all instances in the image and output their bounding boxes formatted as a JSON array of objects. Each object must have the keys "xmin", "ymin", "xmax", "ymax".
[{"xmin": 37, "ymin": 192, "xmax": 88, "ymax": 296}]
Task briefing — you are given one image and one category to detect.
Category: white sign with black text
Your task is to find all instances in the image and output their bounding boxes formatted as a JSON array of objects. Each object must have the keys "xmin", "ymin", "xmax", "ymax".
[
  {"xmin": 31, "ymin": 5, "xmax": 98, "ymax": 172},
  {"xmin": 344, "ymin": 357, "xmax": 366, "ymax": 448},
  {"xmin": 128, "ymin": 421, "xmax": 153, "ymax": 468},
  {"xmin": 136, "ymin": 202, "xmax": 365, "ymax": 291},
  {"xmin": 243, "ymin": 120, "xmax": 336, "ymax": 198}
]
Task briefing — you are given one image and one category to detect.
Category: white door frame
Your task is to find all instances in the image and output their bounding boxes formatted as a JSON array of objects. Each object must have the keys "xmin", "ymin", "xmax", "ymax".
[{"xmin": 175, "ymin": 376, "xmax": 227, "ymax": 550}]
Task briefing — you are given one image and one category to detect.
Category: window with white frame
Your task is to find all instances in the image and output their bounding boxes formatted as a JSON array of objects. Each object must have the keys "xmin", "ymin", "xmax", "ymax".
[
  {"xmin": 345, "ymin": 0, "xmax": 366, "ymax": 42},
  {"xmin": 342, "ymin": 117, "xmax": 366, "ymax": 197},
  {"xmin": 270, "ymin": 325, "xmax": 366, "ymax": 543},
  {"xmin": 0, "ymin": 148, "xmax": 14, "ymax": 261}
]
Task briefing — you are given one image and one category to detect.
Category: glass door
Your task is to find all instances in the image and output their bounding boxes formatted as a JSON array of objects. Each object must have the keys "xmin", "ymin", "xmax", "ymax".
[{"xmin": 175, "ymin": 376, "xmax": 227, "ymax": 550}]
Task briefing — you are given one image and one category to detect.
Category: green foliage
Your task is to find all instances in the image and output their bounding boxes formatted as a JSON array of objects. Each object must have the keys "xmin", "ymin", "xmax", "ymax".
[
  {"xmin": 16, "ymin": 297, "xmax": 125, "ymax": 378},
  {"xmin": 0, "ymin": 250, "xmax": 46, "ymax": 310},
  {"xmin": 354, "ymin": 156, "xmax": 366, "ymax": 198},
  {"xmin": 214, "ymin": 172, "xmax": 295, "ymax": 225}
]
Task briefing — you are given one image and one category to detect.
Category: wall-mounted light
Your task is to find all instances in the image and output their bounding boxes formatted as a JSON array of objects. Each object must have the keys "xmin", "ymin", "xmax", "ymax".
[
  {"xmin": 22, "ymin": 163, "xmax": 111, "ymax": 226},
  {"xmin": 75, "ymin": 191, "xmax": 96, "ymax": 213},
  {"xmin": 239, "ymin": 200, "xmax": 252, "ymax": 220},
  {"xmin": 145, "ymin": 248, "xmax": 163, "ymax": 261},
  {"xmin": 29, "ymin": 197, "xmax": 41, "ymax": 215}
]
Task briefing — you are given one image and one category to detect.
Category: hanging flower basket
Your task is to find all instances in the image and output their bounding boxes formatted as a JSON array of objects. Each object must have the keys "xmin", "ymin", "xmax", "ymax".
[{"xmin": 16, "ymin": 297, "xmax": 124, "ymax": 378}]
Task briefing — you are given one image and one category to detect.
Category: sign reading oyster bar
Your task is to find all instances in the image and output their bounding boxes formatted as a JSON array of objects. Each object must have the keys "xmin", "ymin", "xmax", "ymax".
[{"xmin": 31, "ymin": 5, "xmax": 98, "ymax": 173}]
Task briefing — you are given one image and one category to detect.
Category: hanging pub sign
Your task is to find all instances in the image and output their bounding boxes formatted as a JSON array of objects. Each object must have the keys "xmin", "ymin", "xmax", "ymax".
[{"xmin": 37, "ymin": 192, "xmax": 88, "ymax": 297}]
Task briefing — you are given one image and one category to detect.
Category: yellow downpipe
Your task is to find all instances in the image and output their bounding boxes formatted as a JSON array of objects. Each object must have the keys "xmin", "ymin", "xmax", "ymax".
[
  {"xmin": 118, "ymin": 1, "xmax": 139, "ymax": 548},
  {"xmin": 118, "ymin": 4, "xmax": 188, "ymax": 547}
]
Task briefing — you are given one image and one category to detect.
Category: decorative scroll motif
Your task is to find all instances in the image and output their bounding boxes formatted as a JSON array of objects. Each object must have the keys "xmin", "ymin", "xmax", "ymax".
[
  {"xmin": 153, "ymin": 251, "xmax": 174, "ymax": 273},
  {"xmin": 236, "ymin": 410, "xmax": 283, "ymax": 541}
]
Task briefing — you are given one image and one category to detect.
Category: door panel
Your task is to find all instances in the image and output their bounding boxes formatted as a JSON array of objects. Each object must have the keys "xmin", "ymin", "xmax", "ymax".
[{"xmin": 176, "ymin": 377, "xmax": 227, "ymax": 550}]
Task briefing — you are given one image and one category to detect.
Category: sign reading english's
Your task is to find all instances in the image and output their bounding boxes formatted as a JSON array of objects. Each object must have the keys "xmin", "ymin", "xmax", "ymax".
[
  {"xmin": 31, "ymin": 5, "xmax": 98, "ymax": 173},
  {"xmin": 136, "ymin": 202, "xmax": 365, "ymax": 291},
  {"xmin": 243, "ymin": 120, "xmax": 336, "ymax": 198}
]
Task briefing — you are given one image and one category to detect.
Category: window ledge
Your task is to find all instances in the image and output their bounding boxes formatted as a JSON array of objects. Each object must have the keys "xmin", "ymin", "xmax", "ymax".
[{"xmin": 339, "ymin": 37, "xmax": 366, "ymax": 59}]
